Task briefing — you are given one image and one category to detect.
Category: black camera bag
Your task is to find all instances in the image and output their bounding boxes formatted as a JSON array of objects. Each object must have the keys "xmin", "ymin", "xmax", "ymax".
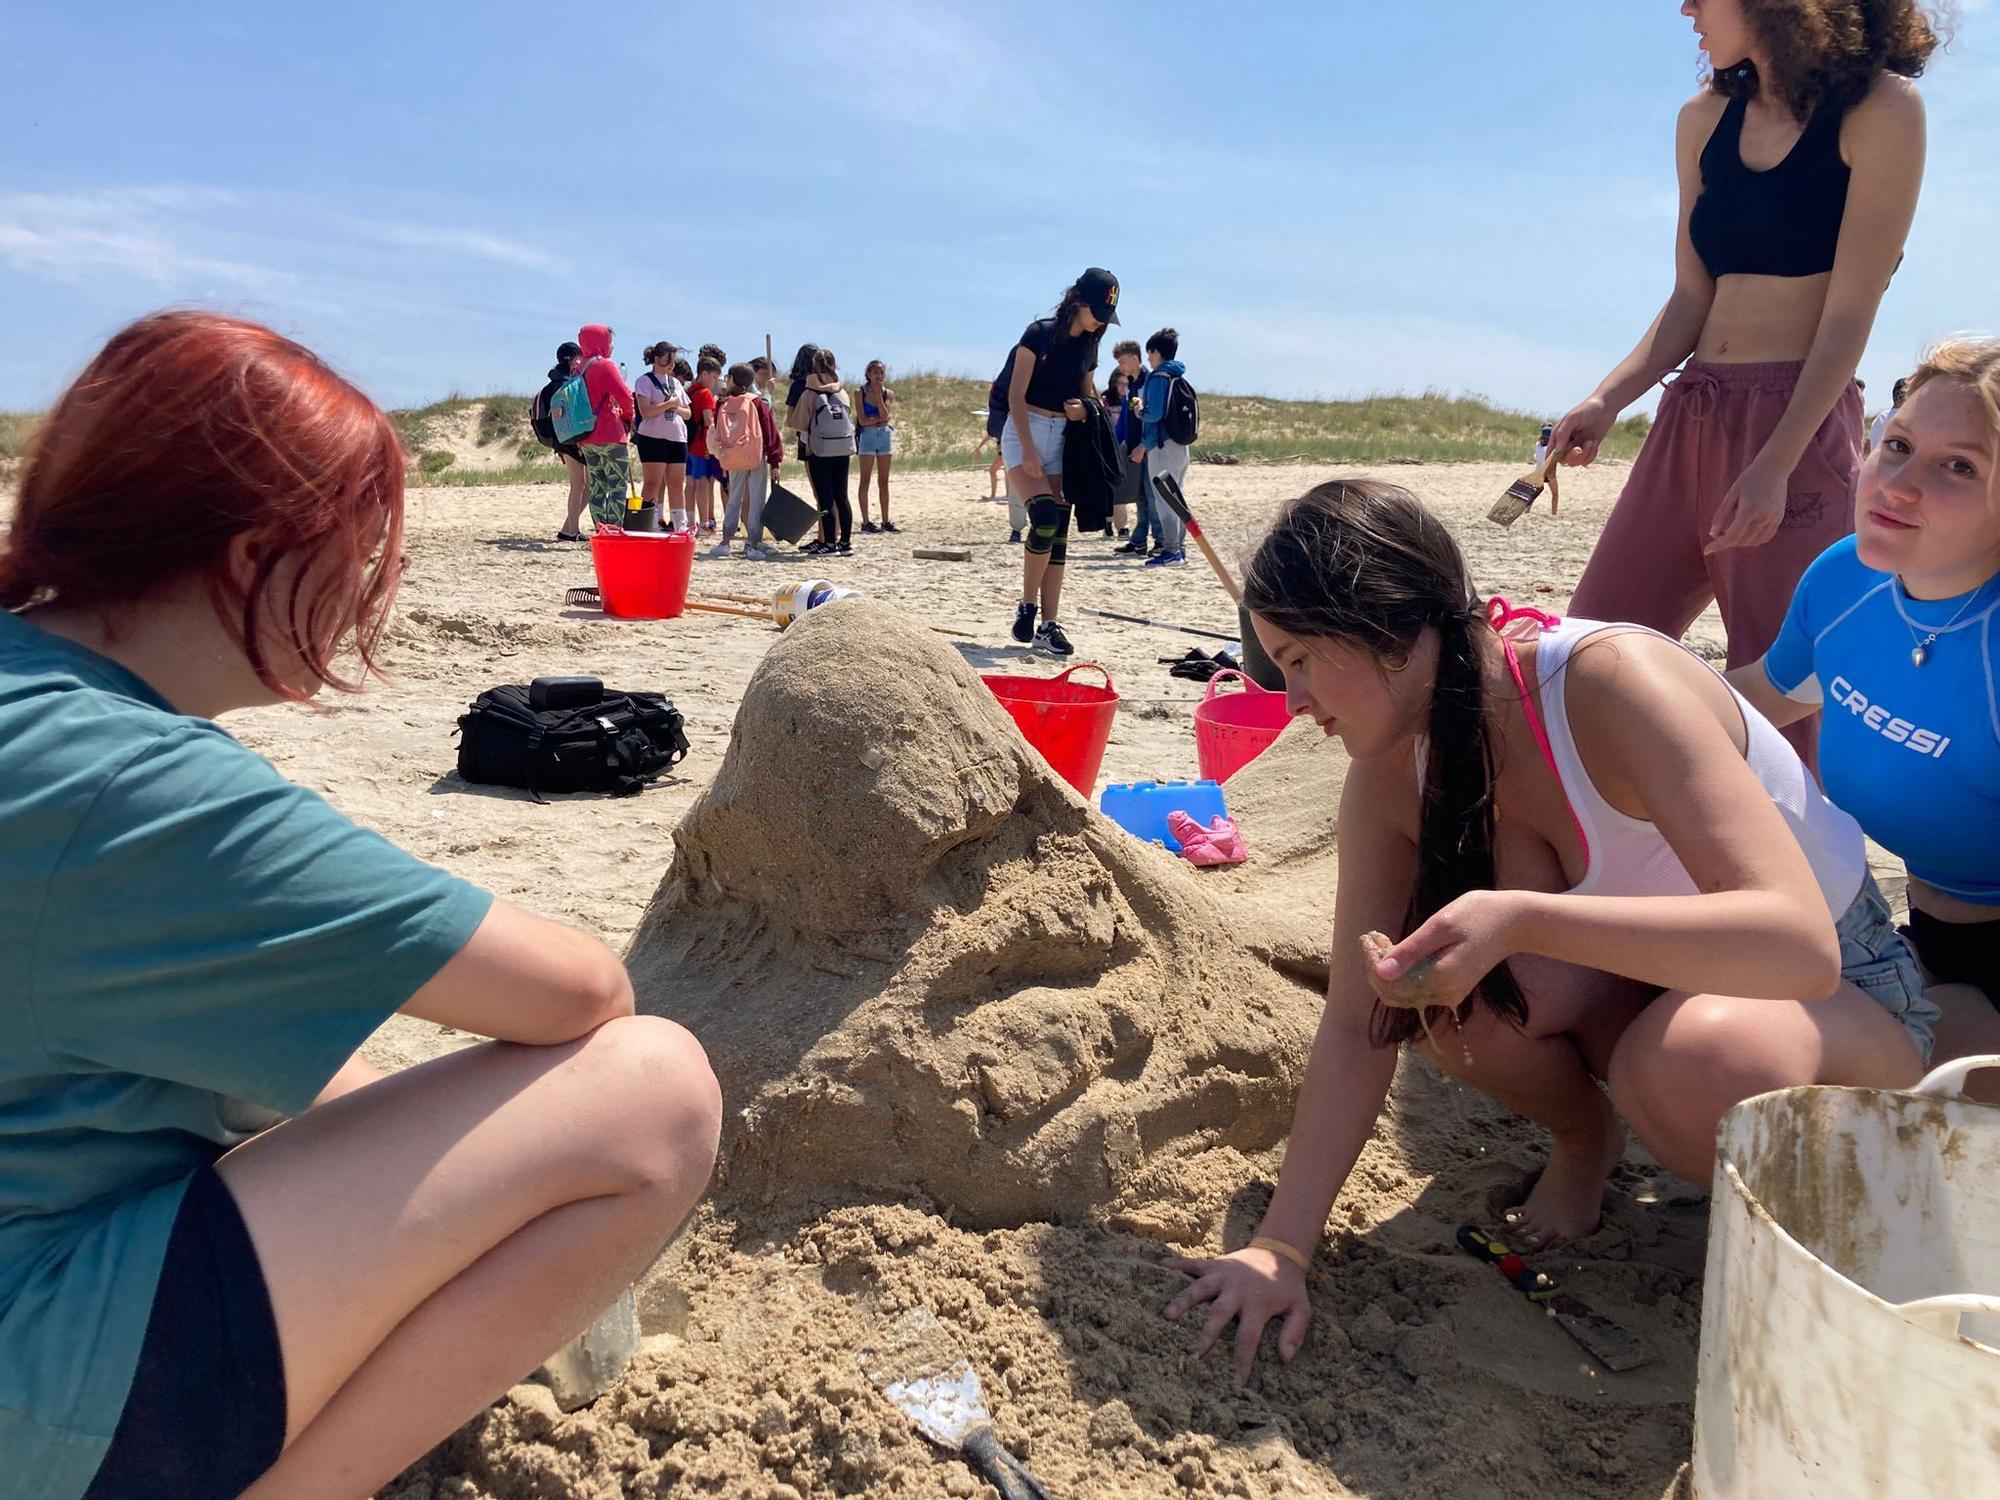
[{"xmin": 455, "ymin": 682, "xmax": 688, "ymax": 800}]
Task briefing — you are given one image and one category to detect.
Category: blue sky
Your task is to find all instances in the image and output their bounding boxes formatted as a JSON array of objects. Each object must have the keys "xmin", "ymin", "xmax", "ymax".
[{"xmin": 2, "ymin": 2, "xmax": 1993, "ymax": 417}]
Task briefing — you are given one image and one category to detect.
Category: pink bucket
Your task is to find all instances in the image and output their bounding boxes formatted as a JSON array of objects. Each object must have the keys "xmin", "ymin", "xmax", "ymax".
[{"xmin": 1193, "ymin": 670, "xmax": 1290, "ymax": 783}]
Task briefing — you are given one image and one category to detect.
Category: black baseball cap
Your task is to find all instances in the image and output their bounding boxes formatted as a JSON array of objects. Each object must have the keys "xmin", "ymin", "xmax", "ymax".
[{"xmin": 1077, "ymin": 266, "xmax": 1120, "ymax": 325}]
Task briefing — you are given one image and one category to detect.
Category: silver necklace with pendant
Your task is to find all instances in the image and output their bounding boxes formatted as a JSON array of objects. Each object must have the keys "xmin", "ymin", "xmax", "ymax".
[{"xmin": 1900, "ymin": 581, "xmax": 1984, "ymax": 668}]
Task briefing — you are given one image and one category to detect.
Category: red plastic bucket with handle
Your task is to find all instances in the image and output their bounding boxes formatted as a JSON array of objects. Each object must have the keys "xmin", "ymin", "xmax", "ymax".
[
  {"xmin": 590, "ymin": 529, "xmax": 696, "ymax": 619},
  {"xmin": 1194, "ymin": 669, "xmax": 1291, "ymax": 783},
  {"xmin": 982, "ymin": 663, "xmax": 1119, "ymax": 796}
]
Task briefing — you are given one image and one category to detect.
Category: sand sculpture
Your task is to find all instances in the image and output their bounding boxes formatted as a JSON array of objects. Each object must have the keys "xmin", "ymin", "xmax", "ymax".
[{"xmin": 623, "ymin": 599, "xmax": 1334, "ymax": 1229}]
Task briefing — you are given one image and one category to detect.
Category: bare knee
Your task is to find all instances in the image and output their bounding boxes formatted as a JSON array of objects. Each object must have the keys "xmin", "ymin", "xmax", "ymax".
[{"xmin": 571, "ymin": 1016, "xmax": 722, "ymax": 1197}]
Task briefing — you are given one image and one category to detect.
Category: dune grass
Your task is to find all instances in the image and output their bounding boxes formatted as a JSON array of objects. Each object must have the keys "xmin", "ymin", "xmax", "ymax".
[{"xmin": 1, "ymin": 378, "xmax": 1649, "ymax": 490}]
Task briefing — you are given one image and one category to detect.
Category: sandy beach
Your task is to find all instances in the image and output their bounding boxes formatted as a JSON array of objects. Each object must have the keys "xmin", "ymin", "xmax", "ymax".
[{"xmin": 18, "ymin": 457, "xmax": 1737, "ymax": 1498}]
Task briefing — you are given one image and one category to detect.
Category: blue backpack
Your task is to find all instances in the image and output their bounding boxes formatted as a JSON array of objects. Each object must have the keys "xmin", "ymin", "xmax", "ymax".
[{"xmin": 549, "ymin": 358, "xmax": 599, "ymax": 444}]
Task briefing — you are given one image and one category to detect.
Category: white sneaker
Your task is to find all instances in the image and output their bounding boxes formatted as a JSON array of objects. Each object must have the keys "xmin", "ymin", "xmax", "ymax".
[
  {"xmin": 705, "ymin": 542, "xmax": 732, "ymax": 560},
  {"xmin": 744, "ymin": 544, "xmax": 770, "ymax": 561}
]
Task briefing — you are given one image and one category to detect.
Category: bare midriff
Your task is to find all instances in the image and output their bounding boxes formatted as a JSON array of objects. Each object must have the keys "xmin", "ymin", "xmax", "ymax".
[
  {"xmin": 1910, "ymin": 877, "xmax": 1999, "ymax": 927},
  {"xmin": 1694, "ymin": 273, "xmax": 1832, "ymax": 364}
]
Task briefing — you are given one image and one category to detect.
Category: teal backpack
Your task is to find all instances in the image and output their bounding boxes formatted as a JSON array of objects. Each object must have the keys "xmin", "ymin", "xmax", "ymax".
[{"xmin": 549, "ymin": 358, "xmax": 599, "ymax": 444}]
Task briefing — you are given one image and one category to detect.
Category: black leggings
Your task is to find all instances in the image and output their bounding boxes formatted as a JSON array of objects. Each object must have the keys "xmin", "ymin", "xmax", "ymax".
[{"xmin": 807, "ymin": 454, "xmax": 852, "ymax": 546}]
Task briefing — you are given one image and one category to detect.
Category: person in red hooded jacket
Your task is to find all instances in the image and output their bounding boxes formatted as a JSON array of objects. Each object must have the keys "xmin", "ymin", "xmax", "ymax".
[{"xmin": 576, "ymin": 325, "xmax": 640, "ymax": 530}]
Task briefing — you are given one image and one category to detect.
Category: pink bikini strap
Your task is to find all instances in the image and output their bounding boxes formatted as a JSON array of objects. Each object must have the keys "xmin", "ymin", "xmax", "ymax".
[{"xmin": 1484, "ymin": 596, "xmax": 1590, "ymax": 865}]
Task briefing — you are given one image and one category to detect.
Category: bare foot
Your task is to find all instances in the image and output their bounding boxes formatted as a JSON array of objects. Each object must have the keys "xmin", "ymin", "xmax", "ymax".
[{"xmin": 1503, "ymin": 1096, "xmax": 1624, "ymax": 1250}]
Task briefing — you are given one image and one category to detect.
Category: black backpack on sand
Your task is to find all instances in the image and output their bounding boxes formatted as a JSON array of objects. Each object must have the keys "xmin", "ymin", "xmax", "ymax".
[{"xmin": 455, "ymin": 678, "xmax": 689, "ymax": 801}]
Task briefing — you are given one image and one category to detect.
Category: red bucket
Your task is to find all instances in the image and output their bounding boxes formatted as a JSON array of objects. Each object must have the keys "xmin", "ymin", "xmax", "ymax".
[
  {"xmin": 590, "ymin": 529, "xmax": 696, "ymax": 619},
  {"xmin": 1194, "ymin": 670, "xmax": 1291, "ymax": 783},
  {"xmin": 983, "ymin": 663, "xmax": 1119, "ymax": 796}
]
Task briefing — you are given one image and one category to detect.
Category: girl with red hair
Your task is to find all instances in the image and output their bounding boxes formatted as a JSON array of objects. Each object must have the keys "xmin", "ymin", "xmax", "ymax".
[{"xmin": 0, "ymin": 311, "xmax": 721, "ymax": 1499}]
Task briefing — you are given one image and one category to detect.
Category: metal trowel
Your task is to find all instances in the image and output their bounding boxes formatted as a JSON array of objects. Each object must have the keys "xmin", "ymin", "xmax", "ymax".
[{"xmin": 859, "ymin": 1308, "xmax": 1055, "ymax": 1500}]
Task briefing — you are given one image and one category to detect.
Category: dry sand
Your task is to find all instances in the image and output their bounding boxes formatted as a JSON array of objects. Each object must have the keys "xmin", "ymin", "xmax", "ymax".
[{"xmin": 26, "ymin": 458, "xmax": 1741, "ymax": 1498}]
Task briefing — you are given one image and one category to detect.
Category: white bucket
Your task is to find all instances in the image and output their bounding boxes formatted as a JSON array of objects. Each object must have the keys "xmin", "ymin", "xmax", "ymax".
[{"xmin": 1693, "ymin": 1056, "xmax": 2000, "ymax": 1498}]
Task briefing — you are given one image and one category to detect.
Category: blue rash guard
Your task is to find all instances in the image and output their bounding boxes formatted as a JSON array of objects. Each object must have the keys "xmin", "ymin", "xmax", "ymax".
[{"xmin": 1765, "ymin": 536, "xmax": 2000, "ymax": 905}]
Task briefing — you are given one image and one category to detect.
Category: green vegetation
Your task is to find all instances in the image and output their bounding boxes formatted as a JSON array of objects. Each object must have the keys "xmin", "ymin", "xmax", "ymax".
[
  {"xmin": 0, "ymin": 411, "xmax": 41, "ymax": 462},
  {"xmin": 2, "ymin": 378, "xmax": 1651, "ymax": 490}
]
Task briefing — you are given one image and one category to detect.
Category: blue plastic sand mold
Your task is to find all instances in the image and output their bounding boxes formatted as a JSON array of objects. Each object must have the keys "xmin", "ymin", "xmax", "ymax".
[{"xmin": 1099, "ymin": 779, "xmax": 1228, "ymax": 853}]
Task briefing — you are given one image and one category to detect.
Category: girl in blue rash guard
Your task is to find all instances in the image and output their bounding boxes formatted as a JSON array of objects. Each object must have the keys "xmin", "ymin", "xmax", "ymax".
[{"xmin": 1733, "ymin": 338, "xmax": 2000, "ymax": 1075}]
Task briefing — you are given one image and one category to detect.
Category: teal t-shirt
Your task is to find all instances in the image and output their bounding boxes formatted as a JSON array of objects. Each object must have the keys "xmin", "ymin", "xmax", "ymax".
[{"xmin": 0, "ymin": 610, "xmax": 493, "ymax": 1497}]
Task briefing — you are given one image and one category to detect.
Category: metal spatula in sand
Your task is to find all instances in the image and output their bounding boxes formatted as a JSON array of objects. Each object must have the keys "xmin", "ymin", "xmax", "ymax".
[{"xmin": 860, "ymin": 1308, "xmax": 1054, "ymax": 1500}]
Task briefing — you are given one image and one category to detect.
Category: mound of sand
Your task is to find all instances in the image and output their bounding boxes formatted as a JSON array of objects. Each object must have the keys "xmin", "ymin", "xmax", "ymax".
[{"xmin": 624, "ymin": 599, "xmax": 1325, "ymax": 1231}]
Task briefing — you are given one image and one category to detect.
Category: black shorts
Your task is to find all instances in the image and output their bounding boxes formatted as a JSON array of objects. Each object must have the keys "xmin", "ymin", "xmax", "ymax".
[
  {"xmin": 633, "ymin": 433, "xmax": 688, "ymax": 466},
  {"xmin": 84, "ymin": 1167, "xmax": 287, "ymax": 1499},
  {"xmin": 1905, "ymin": 908, "xmax": 2000, "ymax": 1012},
  {"xmin": 555, "ymin": 441, "xmax": 584, "ymax": 464}
]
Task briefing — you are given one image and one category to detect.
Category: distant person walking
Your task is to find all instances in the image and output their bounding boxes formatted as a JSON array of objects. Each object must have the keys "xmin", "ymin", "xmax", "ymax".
[
  {"xmin": 1005, "ymin": 267, "xmax": 1120, "ymax": 657},
  {"xmin": 856, "ymin": 360, "xmax": 898, "ymax": 534},
  {"xmin": 1550, "ymin": 0, "xmax": 1938, "ymax": 771},
  {"xmin": 632, "ymin": 342, "xmax": 690, "ymax": 531},
  {"xmin": 790, "ymin": 348, "xmax": 855, "ymax": 557},
  {"xmin": 533, "ymin": 340, "xmax": 589, "ymax": 540},
  {"xmin": 1139, "ymin": 327, "xmax": 1192, "ymax": 568},
  {"xmin": 575, "ymin": 324, "xmax": 638, "ymax": 531}
]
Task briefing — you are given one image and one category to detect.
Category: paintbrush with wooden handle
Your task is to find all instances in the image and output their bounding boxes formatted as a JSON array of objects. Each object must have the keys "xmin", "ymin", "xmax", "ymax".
[{"xmin": 1486, "ymin": 452, "xmax": 1562, "ymax": 528}]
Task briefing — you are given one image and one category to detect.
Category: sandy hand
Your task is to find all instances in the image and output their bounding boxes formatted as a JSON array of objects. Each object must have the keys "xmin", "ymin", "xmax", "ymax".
[{"xmin": 1359, "ymin": 930, "xmax": 1446, "ymax": 1010}]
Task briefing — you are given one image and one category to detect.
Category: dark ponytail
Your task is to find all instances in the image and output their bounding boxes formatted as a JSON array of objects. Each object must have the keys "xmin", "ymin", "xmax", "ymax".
[{"xmin": 1242, "ymin": 480, "xmax": 1528, "ymax": 1046}]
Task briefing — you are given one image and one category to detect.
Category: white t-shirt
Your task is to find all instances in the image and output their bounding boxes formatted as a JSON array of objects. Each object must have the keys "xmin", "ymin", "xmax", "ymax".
[{"xmin": 635, "ymin": 370, "xmax": 687, "ymax": 442}]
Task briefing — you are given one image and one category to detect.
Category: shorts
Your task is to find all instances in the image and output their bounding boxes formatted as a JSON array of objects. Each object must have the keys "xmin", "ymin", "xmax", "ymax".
[
  {"xmin": 633, "ymin": 433, "xmax": 687, "ymax": 466},
  {"xmin": 857, "ymin": 424, "xmax": 894, "ymax": 457},
  {"xmin": 1836, "ymin": 871, "xmax": 1941, "ymax": 1066},
  {"xmin": 84, "ymin": 1167, "xmax": 286, "ymax": 1499},
  {"xmin": 687, "ymin": 453, "xmax": 724, "ymax": 481},
  {"xmin": 1904, "ymin": 906, "xmax": 2000, "ymax": 1014},
  {"xmin": 1000, "ymin": 411, "xmax": 1065, "ymax": 476},
  {"xmin": 555, "ymin": 441, "xmax": 584, "ymax": 465}
]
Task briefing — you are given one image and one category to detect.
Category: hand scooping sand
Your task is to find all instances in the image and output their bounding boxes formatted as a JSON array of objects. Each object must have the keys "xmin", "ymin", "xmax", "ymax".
[{"xmin": 1359, "ymin": 930, "xmax": 1446, "ymax": 1009}]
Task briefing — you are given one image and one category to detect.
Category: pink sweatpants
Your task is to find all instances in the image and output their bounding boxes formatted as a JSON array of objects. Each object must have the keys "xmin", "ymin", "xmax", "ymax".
[{"xmin": 1569, "ymin": 360, "xmax": 1862, "ymax": 775}]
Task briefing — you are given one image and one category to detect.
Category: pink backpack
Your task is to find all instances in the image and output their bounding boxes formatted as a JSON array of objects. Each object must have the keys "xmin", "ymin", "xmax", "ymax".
[{"xmin": 714, "ymin": 393, "xmax": 763, "ymax": 471}]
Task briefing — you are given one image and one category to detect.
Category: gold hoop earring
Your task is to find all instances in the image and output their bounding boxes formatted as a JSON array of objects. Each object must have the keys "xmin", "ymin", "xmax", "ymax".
[{"xmin": 1383, "ymin": 651, "xmax": 1411, "ymax": 673}]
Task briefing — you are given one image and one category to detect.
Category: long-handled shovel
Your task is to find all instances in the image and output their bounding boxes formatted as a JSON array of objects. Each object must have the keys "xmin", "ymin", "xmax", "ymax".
[
  {"xmin": 1151, "ymin": 473, "xmax": 1242, "ymax": 603},
  {"xmin": 860, "ymin": 1308, "xmax": 1053, "ymax": 1499}
]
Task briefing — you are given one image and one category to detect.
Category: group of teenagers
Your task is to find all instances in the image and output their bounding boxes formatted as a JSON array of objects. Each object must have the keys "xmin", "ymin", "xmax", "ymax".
[
  {"xmin": 533, "ymin": 332, "xmax": 901, "ymax": 560},
  {"xmin": 0, "ymin": 2, "xmax": 1993, "ymax": 1496}
]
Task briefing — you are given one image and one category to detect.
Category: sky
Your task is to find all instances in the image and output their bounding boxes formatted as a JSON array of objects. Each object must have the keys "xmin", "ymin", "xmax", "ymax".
[{"xmin": 2, "ymin": 1, "xmax": 1994, "ymax": 418}]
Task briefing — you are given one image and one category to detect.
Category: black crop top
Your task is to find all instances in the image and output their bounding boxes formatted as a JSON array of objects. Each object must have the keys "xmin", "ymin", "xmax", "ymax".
[
  {"xmin": 1688, "ymin": 93, "xmax": 1850, "ymax": 279},
  {"xmin": 1013, "ymin": 318, "xmax": 1102, "ymax": 412}
]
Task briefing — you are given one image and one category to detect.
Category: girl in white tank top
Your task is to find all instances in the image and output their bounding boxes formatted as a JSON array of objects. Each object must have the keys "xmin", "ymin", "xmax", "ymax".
[{"xmin": 1164, "ymin": 481, "xmax": 1936, "ymax": 1378}]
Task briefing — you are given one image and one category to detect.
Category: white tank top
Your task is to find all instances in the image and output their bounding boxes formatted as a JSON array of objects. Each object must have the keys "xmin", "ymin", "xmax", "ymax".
[{"xmin": 1528, "ymin": 614, "xmax": 1864, "ymax": 914}]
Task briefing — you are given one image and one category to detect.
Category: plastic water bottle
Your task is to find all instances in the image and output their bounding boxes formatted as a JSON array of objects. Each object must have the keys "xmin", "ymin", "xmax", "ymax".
[{"xmin": 1533, "ymin": 422, "xmax": 1554, "ymax": 467}]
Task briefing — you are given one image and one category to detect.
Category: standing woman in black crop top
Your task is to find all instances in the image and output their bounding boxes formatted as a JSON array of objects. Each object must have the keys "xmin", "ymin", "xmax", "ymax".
[
  {"xmin": 1005, "ymin": 267, "xmax": 1120, "ymax": 658},
  {"xmin": 1551, "ymin": 0, "xmax": 1940, "ymax": 773}
]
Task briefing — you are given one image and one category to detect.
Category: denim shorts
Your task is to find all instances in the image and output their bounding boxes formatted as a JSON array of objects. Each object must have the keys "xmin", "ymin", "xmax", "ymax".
[
  {"xmin": 1836, "ymin": 871, "xmax": 1940, "ymax": 1065},
  {"xmin": 1000, "ymin": 411, "xmax": 1065, "ymax": 475},
  {"xmin": 857, "ymin": 424, "xmax": 894, "ymax": 456}
]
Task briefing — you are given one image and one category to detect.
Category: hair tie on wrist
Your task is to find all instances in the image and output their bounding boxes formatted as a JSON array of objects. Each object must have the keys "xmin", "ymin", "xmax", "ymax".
[{"xmin": 1250, "ymin": 1235, "xmax": 1312, "ymax": 1272}]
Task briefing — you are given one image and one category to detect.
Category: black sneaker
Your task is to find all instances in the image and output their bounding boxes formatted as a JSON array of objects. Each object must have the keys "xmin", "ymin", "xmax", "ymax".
[
  {"xmin": 1113, "ymin": 540, "xmax": 1142, "ymax": 554},
  {"xmin": 861, "ymin": 520, "xmax": 879, "ymax": 534},
  {"xmin": 1035, "ymin": 620, "xmax": 1075, "ymax": 657},
  {"xmin": 881, "ymin": 520, "xmax": 900, "ymax": 534},
  {"xmin": 1011, "ymin": 600, "xmax": 1037, "ymax": 644},
  {"xmin": 1007, "ymin": 530, "xmax": 1022, "ymax": 544},
  {"xmin": 837, "ymin": 542, "xmax": 853, "ymax": 555}
]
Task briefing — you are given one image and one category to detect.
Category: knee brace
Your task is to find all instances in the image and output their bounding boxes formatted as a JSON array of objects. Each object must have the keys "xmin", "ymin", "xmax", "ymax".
[
  {"xmin": 1048, "ymin": 539, "xmax": 1069, "ymax": 568},
  {"xmin": 1023, "ymin": 493, "xmax": 1065, "ymax": 556}
]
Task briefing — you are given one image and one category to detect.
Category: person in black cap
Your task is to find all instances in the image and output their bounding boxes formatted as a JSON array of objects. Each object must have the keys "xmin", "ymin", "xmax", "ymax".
[
  {"xmin": 534, "ymin": 341, "xmax": 589, "ymax": 540},
  {"xmin": 1004, "ymin": 267, "xmax": 1119, "ymax": 657}
]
